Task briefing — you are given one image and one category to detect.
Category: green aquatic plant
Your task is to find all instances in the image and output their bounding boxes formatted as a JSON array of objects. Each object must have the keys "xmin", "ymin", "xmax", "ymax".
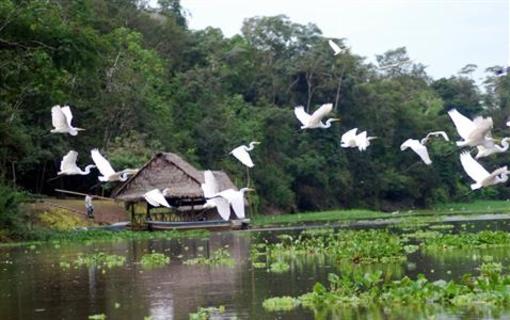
[
  {"xmin": 74, "ymin": 252, "xmax": 126, "ymax": 268},
  {"xmin": 424, "ymin": 231, "xmax": 510, "ymax": 250},
  {"xmin": 140, "ymin": 252, "xmax": 170, "ymax": 268},
  {"xmin": 2, "ymin": 229, "xmax": 210, "ymax": 247},
  {"xmin": 269, "ymin": 261, "xmax": 290, "ymax": 273},
  {"xmin": 403, "ymin": 230, "xmax": 441, "ymax": 240},
  {"xmin": 265, "ymin": 262, "xmax": 510, "ymax": 316},
  {"xmin": 262, "ymin": 296, "xmax": 300, "ymax": 312},
  {"xmin": 429, "ymin": 224, "xmax": 454, "ymax": 230},
  {"xmin": 252, "ymin": 262, "xmax": 266, "ymax": 269},
  {"xmin": 188, "ymin": 306, "xmax": 225, "ymax": 319},
  {"xmin": 403, "ymin": 245, "xmax": 419, "ymax": 254},
  {"xmin": 183, "ymin": 248, "xmax": 235, "ymax": 267},
  {"xmin": 256, "ymin": 229, "xmax": 406, "ymax": 264},
  {"xmin": 88, "ymin": 314, "xmax": 106, "ymax": 320}
]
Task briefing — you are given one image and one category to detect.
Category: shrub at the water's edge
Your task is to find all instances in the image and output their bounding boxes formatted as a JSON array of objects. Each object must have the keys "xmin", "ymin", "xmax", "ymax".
[
  {"xmin": 252, "ymin": 229, "xmax": 407, "ymax": 264},
  {"xmin": 183, "ymin": 248, "xmax": 235, "ymax": 267},
  {"xmin": 0, "ymin": 184, "xmax": 28, "ymax": 241},
  {"xmin": 188, "ymin": 305, "xmax": 225, "ymax": 319},
  {"xmin": 263, "ymin": 263, "xmax": 510, "ymax": 314},
  {"xmin": 141, "ymin": 252, "xmax": 170, "ymax": 268},
  {"xmin": 38, "ymin": 208, "xmax": 90, "ymax": 231}
]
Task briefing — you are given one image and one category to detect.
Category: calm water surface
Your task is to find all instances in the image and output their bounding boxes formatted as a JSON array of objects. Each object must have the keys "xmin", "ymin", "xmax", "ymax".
[{"xmin": 2, "ymin": 219, "xmax": 510, "ymax": 319}]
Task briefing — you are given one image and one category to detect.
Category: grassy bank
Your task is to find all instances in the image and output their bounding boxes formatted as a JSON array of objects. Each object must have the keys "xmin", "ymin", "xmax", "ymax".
[{"xmin": 252, "ymin": 200, "xmax": 510, "ymax": 227}]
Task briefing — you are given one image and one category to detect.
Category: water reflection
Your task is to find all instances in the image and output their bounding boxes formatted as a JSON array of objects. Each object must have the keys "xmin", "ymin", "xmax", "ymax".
[{"xmin": 1, "ymin": 219, "xmax": 510, "ymax": 319}]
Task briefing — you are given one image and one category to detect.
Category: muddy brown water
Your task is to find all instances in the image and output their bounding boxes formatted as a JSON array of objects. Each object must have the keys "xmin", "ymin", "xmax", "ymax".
[{"xmin": 2, "ymin": 218, "xmax": 510, "ymax": 319}]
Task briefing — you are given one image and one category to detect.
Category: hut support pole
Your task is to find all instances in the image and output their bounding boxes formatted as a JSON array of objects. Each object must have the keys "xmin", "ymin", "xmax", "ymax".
[
  {"xmin": 130, "ymin": 203, "xmax": 135, "ymax": 225},
  {"xmin": 146, "ymin": 202, "xmax": 151, "ymax": 221}
]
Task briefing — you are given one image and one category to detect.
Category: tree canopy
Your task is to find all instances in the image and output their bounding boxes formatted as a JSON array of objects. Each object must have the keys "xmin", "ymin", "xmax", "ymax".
[{"xmin": 1, "ymin": 0, "xmax": 509, "ymax": 214}]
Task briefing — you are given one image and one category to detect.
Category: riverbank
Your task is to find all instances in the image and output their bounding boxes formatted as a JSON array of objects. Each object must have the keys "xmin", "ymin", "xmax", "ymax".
[
  {"xmin": 3, "ymin": 199, "xmax": 509, "ymax": 244},
  {"xmin": 251, "ymin": 200, "xmax": 510, "ymax": 227}
]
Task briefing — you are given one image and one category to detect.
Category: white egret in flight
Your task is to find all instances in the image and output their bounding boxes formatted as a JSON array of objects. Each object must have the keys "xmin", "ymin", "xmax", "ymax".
[
  {"xmin": 50, "ymin": 105, "xmax": 84, "ymax": 136},
  {"xmin": 400, "ymin": 139, "xmax": 432, "ymax": 165},
  {"xmin": 448, "ymin": 109, "xmax": 493, "ymax": 147},
  {"xmin": 230, "ymin": 142, "xmax": 260, "ymax": 168},
  {"xmin": 57, "ymin": 151, "xmax": 96, "ymax": 175},
  {"xmin": 200, "ymin": 170, "xmax": 231, "ymax": 221},
  {"xmin": 90, "ymin": 149, "xmax": 138, "ymax": 182},
  {"xmin": 213, "ymin": 188, "xmax": 254, "ymax": 219},
  {"xmin": 460, "ymin": 152, "xmax": 509, "ymax": 190},
  {"xmin": 400, "ymin": 131, "xmax": 449, "ymax": 165},
  {"xmin": 294, "ymin": 103, "xmax": 340, "ymax": 129},
  {"xmin": 143, "ymin": 189, "xmax": 171, "ymax": 208},
  {"xmin": 328, "ymin": 40, "xmax": 342, "ymax": 56},
  {"xmin": 475, "ymin": 138, "xmax": 510, "ymax": 159},
  {"xmin": 420, "ymin": 131, "xmax": 450, "ymax": 144},
  {"xmin": 340, "ymin": 128, "xmax": 377, "ymax": 151}
]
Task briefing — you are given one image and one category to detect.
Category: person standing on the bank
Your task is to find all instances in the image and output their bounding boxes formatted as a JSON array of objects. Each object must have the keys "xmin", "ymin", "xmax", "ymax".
[{"xmin": 85, "ymin": 194, "xmax": 94, "ymax": 219}]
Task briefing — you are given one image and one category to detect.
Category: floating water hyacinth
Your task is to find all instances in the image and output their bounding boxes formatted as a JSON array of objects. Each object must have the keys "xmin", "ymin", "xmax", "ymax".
[
  {"xmin": 183, "ymin": 248, "xmax": 235, "ymax": 267},
  {"xmin": 140, "ymin": 252, "xmax": 170, "ymax": 268},
  {"xmin": 264, "ymin": 262, "xmax": 510, "ymax": 315}
]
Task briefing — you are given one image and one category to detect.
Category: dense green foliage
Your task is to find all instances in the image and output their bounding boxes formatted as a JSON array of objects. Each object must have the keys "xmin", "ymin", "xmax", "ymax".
[
  {"xmin": 0, "ymin": 184, "xmax": 27, "ymax": 239},
  {"xmin": 264, "ymin": 262, "xmax": 510, "ymax": 316},
  {"xmin": 2, "ymin": 0, "xmax": 510, "ymax": 215}
]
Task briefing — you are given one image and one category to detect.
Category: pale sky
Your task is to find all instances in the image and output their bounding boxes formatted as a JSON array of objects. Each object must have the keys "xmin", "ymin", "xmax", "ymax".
[{"xmin": 178, "ymin": 0, "xmax": 509, "ymax": 82}]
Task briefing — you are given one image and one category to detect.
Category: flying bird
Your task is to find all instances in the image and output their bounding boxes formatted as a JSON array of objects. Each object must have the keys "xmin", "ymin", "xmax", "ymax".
[
  {"xmin": 143, "ymin": 189, "xmax": 171, "ymax": 208},
  {"xmin": 475, "ymin": 138, "xmax": 510, "ymax": 159},
  {"xmin": 90, "ymin": 149, "xmax": 138, "ymax": 182},
  {"xmin": 200, "ymin": 170, "xmax": 231, "ymax": 221},
  {"xmin": 294, "ymin": 103, "xmax": 340, "ymax": 129},
  {"xmin": 340, "ymin": 128, "xmax": 377, "ymax": 151},
  {"xmin": 495, "ymin": 66, "xmax": 509, "ymax": 77},
  {"xmin": 57, "ymin": 151, "xmax": 96, "ymax": 175},
  {"xmin": 448, "ymin": 109, "xmax": 493, "ymax": 148},
  {"xmin": 230, "ymin": 142, "xmax": 260, "ymax": 168},
  {"xmin": 50, "ymin": 105, "xmax": 84, "ymax": 136},
  {"xmin": 400, "ymin": 131, "xmax": 449, "ymax": 165},
  {"xmin": 328, "ymin": 39, "xmax": 342, "ymax": 55},
  {"xmin": 419, "ymin": 131, "xmax": 449, "ymax": 144},
  {"xmin": 213, "ymin": 188, "xmax": 254, "ymax": 219},
  {"xmin": 460, "ymin": 152, "xmax": 509, "ymax": 190},
  {"xmin": 401, "ymin": 139, "xmax": 432, "ymax": 165}
]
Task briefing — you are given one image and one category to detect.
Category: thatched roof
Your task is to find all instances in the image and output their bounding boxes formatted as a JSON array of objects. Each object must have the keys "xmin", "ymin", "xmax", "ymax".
[{"xmin": 113, "ymin": 152, "xmax": 237, "ymax": 203}]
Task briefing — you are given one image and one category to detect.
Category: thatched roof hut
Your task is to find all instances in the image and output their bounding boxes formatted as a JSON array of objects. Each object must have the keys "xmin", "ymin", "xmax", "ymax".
[{"xmin": 113, "ymin": 152, "xmax": 237, "ymax": 207}]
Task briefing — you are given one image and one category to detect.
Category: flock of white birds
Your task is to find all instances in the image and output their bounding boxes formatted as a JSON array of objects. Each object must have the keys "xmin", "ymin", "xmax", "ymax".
[
  {"xmin": 51, "ymin": 104, "xmax": 257, "ymax": 221},
  {"xmin": 49, "ymin": 40, "xmax": 510, "ymax": 221}
]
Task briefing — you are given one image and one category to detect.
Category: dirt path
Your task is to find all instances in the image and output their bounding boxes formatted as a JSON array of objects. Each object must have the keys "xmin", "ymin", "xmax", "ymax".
[{"xmin": 35, "ymin": 198, "xmax": 129, "ymax": 225}]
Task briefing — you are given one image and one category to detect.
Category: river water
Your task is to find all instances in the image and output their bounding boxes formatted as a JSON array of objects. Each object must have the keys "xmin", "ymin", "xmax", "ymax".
[{"xmin": 1, "ymin": 219, "xmax": 510, "ymax": 319}]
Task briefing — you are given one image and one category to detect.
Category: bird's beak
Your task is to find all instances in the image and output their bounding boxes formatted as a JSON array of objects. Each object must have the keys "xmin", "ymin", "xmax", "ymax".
[
  {"xmin": 247, "ymin": 188, "xmax": 255, "ymax": 192},
  {"xmin": 331, "ymin": 118, "xmax": 341, "ymax": 122},
  {"xmin": 253, "ymin": 141, "xmax": 261, "ymax": 145}
]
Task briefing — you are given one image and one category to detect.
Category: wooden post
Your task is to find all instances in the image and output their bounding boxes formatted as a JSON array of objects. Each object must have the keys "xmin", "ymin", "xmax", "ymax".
[
  {"xmin": 146, "ymin": 202, "xmax": 151, "ymax": 221},
  {"xmin": 130, "ymin": 203, "xmax": 135, "ymax": 225}
]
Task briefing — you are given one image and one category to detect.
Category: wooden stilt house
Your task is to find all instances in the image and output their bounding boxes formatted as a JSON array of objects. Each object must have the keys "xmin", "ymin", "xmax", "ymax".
[{"xmin": 112, "ymin": 152, "xmax": 240, "ymax": 228}]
